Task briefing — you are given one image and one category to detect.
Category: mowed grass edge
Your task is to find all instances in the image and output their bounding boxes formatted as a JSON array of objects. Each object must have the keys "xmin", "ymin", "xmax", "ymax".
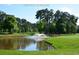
[{"xmin": 0, "ymin": 34, "xmax": 79, "ymax": 55}]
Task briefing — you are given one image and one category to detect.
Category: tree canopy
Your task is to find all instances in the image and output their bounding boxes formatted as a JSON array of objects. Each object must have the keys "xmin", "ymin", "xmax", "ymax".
[
  {"xmin": 0, "ymin": 11, "xmax": 36, "ymax": 34},
  {"xmin": 0, "ymin": 8, "xmax": 78, "ymax": 34},
  {"xmin": 36, "ymin": 8, "xmax": 78, "ymax": 34}
]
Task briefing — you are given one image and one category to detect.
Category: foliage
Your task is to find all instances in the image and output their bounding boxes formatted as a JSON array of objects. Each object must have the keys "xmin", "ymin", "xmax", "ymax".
[
  {"xmin": 0, "ymin": 11, "xmax": 37, "ymax": 34},
  {"xmin": 0, "ymin": 8, "xmax": 78, "ymax": 34},
  {"xmin": 36, "ymin": 9, "xmax": 78, "ymax": 34}
]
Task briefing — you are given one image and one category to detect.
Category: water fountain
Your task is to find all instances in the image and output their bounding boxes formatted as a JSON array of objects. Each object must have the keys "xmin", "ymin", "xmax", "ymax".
[{"xmin": 26, "ymin": 34, "xmax": 48, "ymax": 41}]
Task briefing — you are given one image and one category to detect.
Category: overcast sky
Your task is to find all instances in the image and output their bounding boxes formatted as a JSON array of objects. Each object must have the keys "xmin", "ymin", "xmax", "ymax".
[{"xmin": 0, "ymin": 4, "xmax": 79, "ymax": 25}]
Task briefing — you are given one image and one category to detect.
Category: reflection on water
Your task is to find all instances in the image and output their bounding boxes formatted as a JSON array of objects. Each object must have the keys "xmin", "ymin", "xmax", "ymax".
[
  {"xmin": 37, "ymin": 41, "xmax": 53, "ymax": 50},
  {"xmin": 0, "ymin": 37, "xmax": 53, "ymax": 51}
]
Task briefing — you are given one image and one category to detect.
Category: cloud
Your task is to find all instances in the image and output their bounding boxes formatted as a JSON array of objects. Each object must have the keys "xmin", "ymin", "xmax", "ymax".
[
  {"xmin": 59, "ymin": 7, "xmax": 79, "ymax": 25},
  {"xmin": 59, "ymin": 7, "xmax": 79, "ymax": 17},
  {"xmin": 59, "ymin": 7, "xmax": 72, "ymax": 14}
]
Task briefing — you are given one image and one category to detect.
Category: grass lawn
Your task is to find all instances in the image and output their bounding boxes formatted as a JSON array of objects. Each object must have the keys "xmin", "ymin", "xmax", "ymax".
[
  {"xmin": 0, "ymin": 32, "xmax": 36, "ymax": 37},
  {"xmin": 45, "ymin": 34, "xmax": 79, "ymax": 54},
  {"xmin": 46, "ymin": 34, "xmax": 79, "ymax": 49},
  {"xmin": 0, "ymin": 34, "xmax": 79, "ymax": 55},
  {"xmin": 1, "ymin": 49, "xmax": 79, "ymax": 55}
]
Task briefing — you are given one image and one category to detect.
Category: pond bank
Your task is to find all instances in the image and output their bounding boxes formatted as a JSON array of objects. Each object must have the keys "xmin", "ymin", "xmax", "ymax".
[
  {"xmin": 0, "ymin": 34, "xmax": 79, "ymax": 54},
  {"xmin": 0, "ymin": 33, "xmax": 53, "ymax": 51}
]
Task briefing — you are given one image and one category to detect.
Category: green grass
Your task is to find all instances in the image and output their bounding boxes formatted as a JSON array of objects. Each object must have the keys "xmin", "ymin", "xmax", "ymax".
[
  {"xmin": 0, "ymin": 33, "xmax": 79, "ymax": 55},
  {"xmin": 42, "ymin": 34, "xmax": 79, "ymax": 54},
  {"xmin": 1, "ymin": 49, "xmax": 79, "ymax": 55},
  {"xmin": 0, "ymin": 32, "xmax": 37, "ymax": 37},
  {"xmin": 46, "ymin": 34, "xmax": 79, "ymax": 49}
]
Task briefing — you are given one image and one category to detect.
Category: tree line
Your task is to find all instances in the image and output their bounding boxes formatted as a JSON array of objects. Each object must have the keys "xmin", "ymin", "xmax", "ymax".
[
  {"xmin": 0, "ymin": 11, "xmax": 36, "ymax": 34},
  {"xmin": 0, "ymin": 8, "xmax": 79, "ymax": 34},
  {"xmin": 36, "ymin": 8, "xmax": 78, "ymax": 34}
]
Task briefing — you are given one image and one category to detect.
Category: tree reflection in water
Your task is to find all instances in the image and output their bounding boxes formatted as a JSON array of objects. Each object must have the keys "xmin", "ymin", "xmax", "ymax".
[
  {"xmin": 0, "ymin": 37, "xmax": 53, "ymax": 51},
  {"xmin": 0, "ymin": 37, "xmax": 33, "ymax": 50},
  {"xmin": 36, "ymin": 41, "xmax": 53, "ymax": 50}
]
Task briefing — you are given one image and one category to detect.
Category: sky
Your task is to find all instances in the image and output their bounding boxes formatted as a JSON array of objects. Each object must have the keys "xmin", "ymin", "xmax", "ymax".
[{"xmin": 0, "ymin": 4, "xmax": 79, "ymax": 25}]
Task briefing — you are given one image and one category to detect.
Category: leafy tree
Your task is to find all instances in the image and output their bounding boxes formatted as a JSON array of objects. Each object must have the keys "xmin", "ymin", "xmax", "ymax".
[
  {"xmin": 3, "ymin": 15, "xmax": 18, "ymax": 33},
  {"xmin": 36, "ymin": 8, "xmax": 54, "ymax": 34},
  {"xmin": 0, "ymin": 11, "xmax": 6, "ymax": 32},
  {"xmin": 36, "ymin": 8, "xmax": 78, "ymax": 34}
]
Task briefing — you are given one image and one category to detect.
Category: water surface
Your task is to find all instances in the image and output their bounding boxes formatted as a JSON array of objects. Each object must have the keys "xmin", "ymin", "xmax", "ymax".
[{"xmin": 0, "ymin": 36, "xmax": 53, "ymax": 51}]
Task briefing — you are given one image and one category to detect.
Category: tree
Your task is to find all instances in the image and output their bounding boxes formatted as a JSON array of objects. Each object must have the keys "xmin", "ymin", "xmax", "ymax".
[
  {"xmin": 77, "ymin": 25, "xmax": 79, "ymax": 33},
  {"xmin": 16, "ymin": 18, "xmax": 36, "ymax": 33},
  {"xmin": 36, "ymin": 8, "xmax": 54, "ymax": 34},
  {"xmin": 69, "ymin": 15, "xmax": 78, "ymax": 33},
  {"xmin": 56, "ymin": 11, "xmax": 68, "ymax": 34},
  {"xmin": 36, "ymin": 9, "xmax": 78, "ymax": 34},
  {"xmin": 3, "ymin": 15, "xmax": 18, "ymax": 33},
  {"xmin": 36, "ymin": 20, "xmax": 45, "ymax": 33},
  {"xmin": 0, "ymin": 11, "xmax": 37, "ymax": 34},
  {"xmin": 0, "ymin": 11, "xmax": 6, "ymax": 32}
]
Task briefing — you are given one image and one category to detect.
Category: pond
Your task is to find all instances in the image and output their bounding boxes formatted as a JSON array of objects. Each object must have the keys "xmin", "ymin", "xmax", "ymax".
[{"xmin": 0, "ymin": 36, "xmax": 54, "ymax": 51}]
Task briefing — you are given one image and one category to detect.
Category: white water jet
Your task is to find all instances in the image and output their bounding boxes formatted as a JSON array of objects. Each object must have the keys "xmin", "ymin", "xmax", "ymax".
[{"xmin": 26, "ymin": 34, "xmax": 48, "ymax": 41}]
